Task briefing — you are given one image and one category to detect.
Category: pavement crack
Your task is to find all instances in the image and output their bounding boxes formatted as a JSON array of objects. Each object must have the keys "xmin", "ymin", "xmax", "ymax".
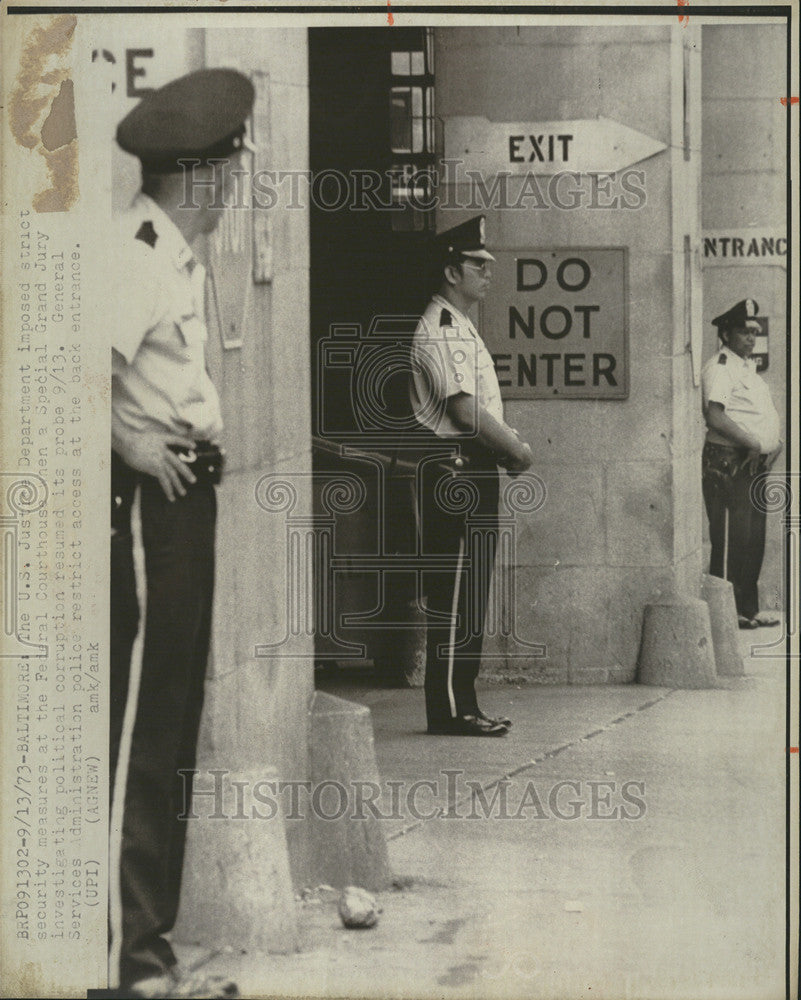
[{"xmin": 387, "ymin": 688, "xmax": 678, "ymax": 841}]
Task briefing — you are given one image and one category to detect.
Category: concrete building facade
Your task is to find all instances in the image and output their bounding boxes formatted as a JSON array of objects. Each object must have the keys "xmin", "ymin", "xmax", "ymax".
[{"xmin": 435, "ymin": 25, "xmax": 703, "ymax": 683}]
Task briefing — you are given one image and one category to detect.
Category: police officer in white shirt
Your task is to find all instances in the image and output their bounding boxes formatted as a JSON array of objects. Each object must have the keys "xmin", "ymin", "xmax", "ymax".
[
  {"xmin": 701, "ymin": 298, "xmax": 782, "ymax": 629},
  {"xmin": 410, "ymin": 216, "xmax": 534, "ymax": 736},
  {"xmin": 110, "ymin": 69, "xmax": 254, "ymax": 999}
]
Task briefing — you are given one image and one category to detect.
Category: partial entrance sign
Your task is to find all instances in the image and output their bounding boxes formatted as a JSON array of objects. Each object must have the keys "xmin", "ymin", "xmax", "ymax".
[
  {"xmin": 701, "ymin": 228, "xmax": 787, "ymax": 267},
  {"xmin": 481, "ymin": 249, "xmax": 629, "ymax": 400},
  {"xmin": 445, "ymin": 117, "xmax": 667, "ymax": 176}
]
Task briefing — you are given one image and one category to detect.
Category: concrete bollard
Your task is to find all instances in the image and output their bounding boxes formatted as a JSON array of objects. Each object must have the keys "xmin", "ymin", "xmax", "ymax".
[
  {"xmin": 308, "ymin": 691, "xmax": 393, "ymax": 891},
  {"xmin": 637, "ymin": 596, "xmax": 718, "ymax": 689},
  {"xmin": 174, "ymin": 766, "xmax": 300, "ymax": 954},
  {"xmin": 701, "ymin": 574, "xmax": 746, "ymax": 677}
]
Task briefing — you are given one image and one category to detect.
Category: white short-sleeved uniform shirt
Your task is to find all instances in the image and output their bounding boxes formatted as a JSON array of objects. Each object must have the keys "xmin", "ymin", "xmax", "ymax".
[
  {"xmin": 110, "ymin": 193, "xmax": 222, "ymax": 442},
  {"xmin": 410, "ymin": 293, "xmax": 504, "ymax": 438},
  {"xmin": 701, "ymin": 345, "xmax": 780, "ymax": 454}
]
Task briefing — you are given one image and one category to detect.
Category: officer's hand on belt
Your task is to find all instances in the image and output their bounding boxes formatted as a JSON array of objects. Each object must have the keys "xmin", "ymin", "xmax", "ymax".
[
  {"xmin": 741, "ymin": 447, "xmax": 763, "ymax": 477},
  {"xmin": 117, "ymin": 429, "xmax": 198, "ymax": 501}
]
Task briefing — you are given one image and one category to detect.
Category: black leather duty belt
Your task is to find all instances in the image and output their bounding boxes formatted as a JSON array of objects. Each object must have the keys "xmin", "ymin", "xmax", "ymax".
[{"xmin": 168, "ymin": 440, "xmax": 225, "ymax": 486}]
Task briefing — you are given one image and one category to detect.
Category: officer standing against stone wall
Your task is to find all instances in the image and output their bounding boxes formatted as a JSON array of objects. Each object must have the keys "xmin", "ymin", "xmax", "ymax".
[
  {"xmin": 108, "ymin": 69, "xmax": 255, "ymax": 999},
  {"xmin": 409, "ymin": 216, "xmax": 535, "ymax": 736},
  {"xmin": 701, "ymin": 297, "xmax": 782, "ymax": 629}
]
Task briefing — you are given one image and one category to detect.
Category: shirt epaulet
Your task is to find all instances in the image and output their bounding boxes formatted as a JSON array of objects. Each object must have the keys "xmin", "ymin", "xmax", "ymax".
[
  {"xmin": 717, "ymin": 353, "xmax": 727, "ymax": 365},
  {"xmin": 439, "ymin": 308, "xmax": 452, "ymax": 327},
  {"xmin": 135, "ymin": 220, "xmax": 158, "ymax": 249}
]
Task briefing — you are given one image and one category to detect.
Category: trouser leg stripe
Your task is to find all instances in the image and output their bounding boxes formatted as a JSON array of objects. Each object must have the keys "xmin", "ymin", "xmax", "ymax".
[{"xmin": 447, "ymin": 536, "xmax": 464, "ymax": 718}]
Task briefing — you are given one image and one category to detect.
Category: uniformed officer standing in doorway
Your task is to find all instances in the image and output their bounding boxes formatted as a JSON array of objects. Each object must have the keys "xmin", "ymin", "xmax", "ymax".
[
  {"xmin": 109, "ymin": 69, "xmax": 255, "ymax": 998},
  {"xmin": 410, "ymin": 216, "xmax": 535, "ymax": 736},
  {"xmin": 701, "ymin": 298, "xmax": 782, "ymax": 629}
]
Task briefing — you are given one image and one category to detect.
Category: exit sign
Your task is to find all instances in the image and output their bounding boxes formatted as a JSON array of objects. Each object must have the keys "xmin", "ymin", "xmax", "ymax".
[{"xmin": 445, "ymin": 117, "xmax": 667, "ymax": 176}]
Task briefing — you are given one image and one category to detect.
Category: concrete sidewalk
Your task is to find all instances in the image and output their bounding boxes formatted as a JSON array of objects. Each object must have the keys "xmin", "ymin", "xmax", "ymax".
[{"xmin": 181, "ymin": 626, "xmax": 790, "ymax": 1000}]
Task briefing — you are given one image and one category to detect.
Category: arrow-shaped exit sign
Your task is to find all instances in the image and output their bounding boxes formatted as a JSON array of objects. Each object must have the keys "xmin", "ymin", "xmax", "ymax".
[{"xmin": 445, "ymin": 116, "xmax": 667, "ymax": 175}]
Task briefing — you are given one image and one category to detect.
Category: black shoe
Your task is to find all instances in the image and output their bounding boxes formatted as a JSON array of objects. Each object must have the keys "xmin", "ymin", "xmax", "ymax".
[
  {"xmin": 477, "ymin": 709, "xmax": 512, "ymax": 728},
  {"xmin": 171, "ymin": 973, "xmax": 239, "ymax": 998},
  {"xmin": 427, "ymin": 714, "xmax": 508, "ymax": 736},
  {"xmin": 123, "ymin": 969, "xmax": 239, "ymax": 999},
  {"xmin": 753, "ymin": 613, "xmax": 780, "ymax": 627},
  {"xmin": 122, "ymin": 970, "xmax": 180, "ymax": 999}
]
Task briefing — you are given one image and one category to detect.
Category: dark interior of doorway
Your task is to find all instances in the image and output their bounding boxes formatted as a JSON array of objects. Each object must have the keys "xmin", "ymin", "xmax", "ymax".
[{"xmin": 308, "ymin": 27, "xmax": 436, "ymax": 685}]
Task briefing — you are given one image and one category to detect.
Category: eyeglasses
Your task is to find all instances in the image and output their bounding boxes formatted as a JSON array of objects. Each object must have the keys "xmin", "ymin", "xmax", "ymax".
[{"xmin": 461, "ymin": 260, "xmax": 492, "ymax": 275}]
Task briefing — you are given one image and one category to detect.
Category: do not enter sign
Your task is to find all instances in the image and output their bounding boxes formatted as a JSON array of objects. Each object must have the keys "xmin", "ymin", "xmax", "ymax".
[{"xmin": 481, "ymin": 248, "xmax": 629, "ymax": 399}]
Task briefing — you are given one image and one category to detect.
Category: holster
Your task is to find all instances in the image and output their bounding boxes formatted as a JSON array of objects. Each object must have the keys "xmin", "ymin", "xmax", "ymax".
[
  {"xmin": 702, "ymin": 441, "xmax": 765, "ymax": 486},
  {"xmin": 168, "ymin": 440, "xmax": 225, "ymax": 486}
]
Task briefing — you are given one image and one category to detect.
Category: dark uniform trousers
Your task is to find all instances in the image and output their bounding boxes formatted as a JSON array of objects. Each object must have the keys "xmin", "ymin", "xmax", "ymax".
[
  {"xmin": 415, "ymin": 443, "xmax": 499, "ymax": 725},
  {"xmin": 702, "ymin": 441, "xmax": 767, "ymax": 621},
  {"xmin": 110, "ymin": 451, "xmax": 216, "ymax": 985}
]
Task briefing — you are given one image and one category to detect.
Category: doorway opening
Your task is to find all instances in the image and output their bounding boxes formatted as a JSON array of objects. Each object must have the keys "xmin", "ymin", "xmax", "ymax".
[{"xmin": 308, "ymin": 27, "xmax": 437, "ymax": 681}]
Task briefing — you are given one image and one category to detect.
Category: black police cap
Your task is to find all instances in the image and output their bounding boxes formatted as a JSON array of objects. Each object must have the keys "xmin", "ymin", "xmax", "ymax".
[
  {"xmin": 116, "ymin": 68, "xmax": 255, "ymax": 172},
  {"xmin": 712, "ymin": 298, "xmax": 760, "ymax": 331},
  {"xmin": 434, "ymin": 215, "xmax": 495, "ymax": 262}
]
